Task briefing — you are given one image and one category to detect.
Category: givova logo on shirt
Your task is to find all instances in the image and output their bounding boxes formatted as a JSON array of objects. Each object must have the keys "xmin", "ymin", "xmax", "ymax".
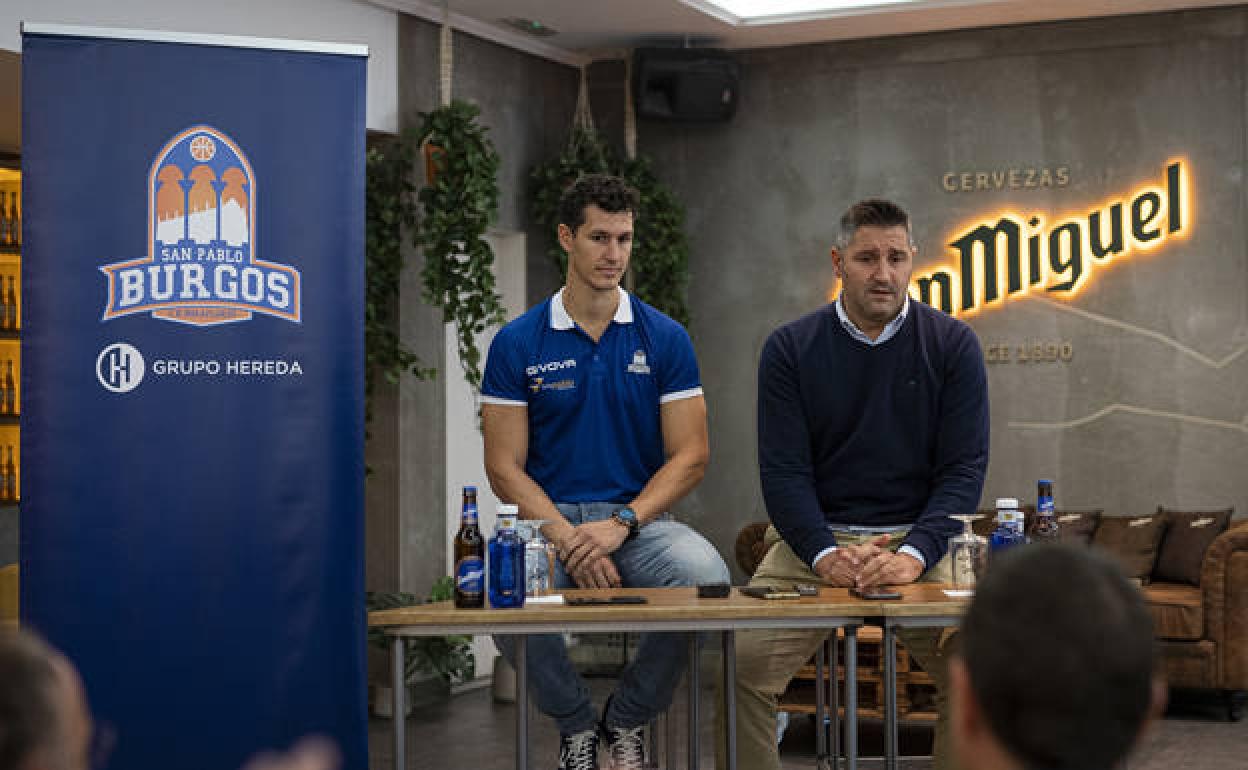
[{"xmin": 525, "ymin": 358, "xmax": 577, "ymax": 377}]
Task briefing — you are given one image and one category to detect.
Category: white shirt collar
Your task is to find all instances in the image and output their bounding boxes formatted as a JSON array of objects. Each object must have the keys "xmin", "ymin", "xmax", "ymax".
[
  {"xmin": 834, "ymin": 295, "xmax": 910, "ymax": 346},
  {"xmin": 550, "ymin": 286, "xmax": 634, "ymax": 330}
]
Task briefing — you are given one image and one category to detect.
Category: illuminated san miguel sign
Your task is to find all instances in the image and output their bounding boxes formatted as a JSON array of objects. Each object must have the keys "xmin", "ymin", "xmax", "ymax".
[{"xmin": 912, "ymin": 161, "xmax": 1189, "ymax": 316}]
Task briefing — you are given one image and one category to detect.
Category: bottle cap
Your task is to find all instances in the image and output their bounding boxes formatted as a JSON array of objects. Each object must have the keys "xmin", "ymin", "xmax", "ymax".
[
  {"xmin": 996, "ymin": 497, "xmax": 1019, "ymax": 510},
  {"xmin": 463, "ymin": 485, "xmax": 477, "ymax": 494}
]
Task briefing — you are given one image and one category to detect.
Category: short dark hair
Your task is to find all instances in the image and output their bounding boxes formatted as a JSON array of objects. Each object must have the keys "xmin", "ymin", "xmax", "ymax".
[
  {"xmin": 960, "ymin": 545, "xmax": 1157, "ymax": 770},
  {"xmin": 835, "ymin": 198, "xmax": 912, "ymax": 250},
  {"xmin": 557, "ymin": 174, "xmax": 640, "ymax": 233},
  {"xmin": 0, "ymin": 631, "xmax": 63, "ymax": 770}
]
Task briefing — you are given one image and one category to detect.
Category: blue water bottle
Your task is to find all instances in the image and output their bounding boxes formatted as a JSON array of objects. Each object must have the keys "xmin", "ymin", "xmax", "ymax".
[
  {"xmin": 489, "ymin": 504, "xmax": 526, "ymax": 608},
  {"xmin": 990, "ymin": 497, "xmax": 1022, "ymax": 552}
]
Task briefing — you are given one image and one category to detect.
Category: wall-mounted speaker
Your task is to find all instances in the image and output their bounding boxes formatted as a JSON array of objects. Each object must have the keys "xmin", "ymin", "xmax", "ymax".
[{"xmin": 633, "ymin": 48, "xmax": 740, "ymax": 122}]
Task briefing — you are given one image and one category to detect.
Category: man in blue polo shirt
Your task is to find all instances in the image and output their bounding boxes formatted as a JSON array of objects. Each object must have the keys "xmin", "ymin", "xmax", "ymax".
[
  {"xmin": 721, "ymin": 198, "xmax": 989, "ymax": 770},
  {"xmin": 481, "ymin": 174, "xmax": 729, "ymax": 770}
]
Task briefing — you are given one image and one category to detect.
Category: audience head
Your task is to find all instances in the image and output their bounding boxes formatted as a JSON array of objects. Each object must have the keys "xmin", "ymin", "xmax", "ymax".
[
  {"xmin": 950, "ymin": 544, "xmax": 1167, "ymax": 770},
  {"xmin": 0, "ymin": 631, "xmax": 93, "ymax": 770}
]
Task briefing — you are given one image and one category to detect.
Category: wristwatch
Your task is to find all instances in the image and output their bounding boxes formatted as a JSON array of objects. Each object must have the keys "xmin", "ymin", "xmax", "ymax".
[{"xmin": 611, "ymin": 507, "xmax": 641, "ymax": 540}]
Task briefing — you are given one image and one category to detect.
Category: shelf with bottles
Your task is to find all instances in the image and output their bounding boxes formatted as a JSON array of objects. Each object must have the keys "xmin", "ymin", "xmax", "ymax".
[
  {"xmin": 0, "ymin": 343, "xmax": 17, "ymax": 419},
  {"xmin": 0, "ymin": 426, "xmax": 18, "ymax": 505},
  {"xmin": 0, "ymin": 168, "xmax": 19, "ymax": 258}
]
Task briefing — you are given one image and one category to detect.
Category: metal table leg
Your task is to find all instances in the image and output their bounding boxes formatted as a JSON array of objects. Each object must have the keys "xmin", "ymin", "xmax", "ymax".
[
  {"xmin": 815, "ymin": 638, "xmax": 828, "ymax": 763},
  {"xmin": 648, "ymin": 715, "xmax": 660, "ymax": 769},
  {"xmin": 516, "ymin": 636, "xmax": 528, "ymax": 770},
  {"xmin": 826, "ymin": 635, "xmax": 839, "ymax": 770},
  {"xmin": 688, "ymin": 635, "xmax": 700, "ymax": 770},
  {"xmin": 844, "ymin": 626, "xmax": 858, "ymax": 770},
  {"xmin": 883, "ymin": 623, "xmax": 898, "ymax": 770},
  {"xmin": 723, "ymin": 631, "xmax": 737, "ymax": 770},
  {"xmin": 391, "ymin": 636, "xmax": 406, "ymax": 770},
  {"xmin": 666, "ymin": 701, "xmax": 679, "ymax": 770}
]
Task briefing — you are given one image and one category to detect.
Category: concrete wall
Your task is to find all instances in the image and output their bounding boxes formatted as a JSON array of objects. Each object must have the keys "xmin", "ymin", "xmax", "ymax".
[
  {"xmin": 367, "ymin": 16, "xmax": 576, "ymax": 596},
  {"xmin": 0, "ymin": 0, "xmax": 399, "ymax": 133},
  {"xmin": 637, "ymin": 7, "xmax": 1248, "ymax": 578}
]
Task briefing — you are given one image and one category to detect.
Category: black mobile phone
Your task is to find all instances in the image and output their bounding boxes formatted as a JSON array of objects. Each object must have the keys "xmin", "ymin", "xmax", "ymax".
[
  {"xmin": 697, "ymin": 583, "xmax": 732, "ymax": 598},
  {"xmin": 565, "ymin": 596, "xmax": 648, "ymax": 605},
  {"xmin": 850, "ymin": 587, "xmax": 903, "ymax": 600}
]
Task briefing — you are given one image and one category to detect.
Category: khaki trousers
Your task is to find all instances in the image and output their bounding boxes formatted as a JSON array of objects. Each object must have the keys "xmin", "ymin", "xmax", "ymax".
[{"xmin": 716, "ymin": 526, "xmax": 961, "ymax": 770}]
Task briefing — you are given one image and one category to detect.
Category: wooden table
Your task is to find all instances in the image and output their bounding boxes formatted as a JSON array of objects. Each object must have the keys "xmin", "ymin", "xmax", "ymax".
[{"xmin": 369, "ymin": 585, "xmax": 967, "ymax": 770}]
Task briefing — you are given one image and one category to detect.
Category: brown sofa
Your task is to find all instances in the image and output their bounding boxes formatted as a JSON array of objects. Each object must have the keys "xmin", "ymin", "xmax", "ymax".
[{"xmin": 735, "ymin": 514, "xmax": 1248, "ymax": 720}]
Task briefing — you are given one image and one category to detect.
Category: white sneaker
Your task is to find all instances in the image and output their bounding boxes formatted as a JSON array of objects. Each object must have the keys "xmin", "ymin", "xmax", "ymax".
[
  {"xmin": 601, "ymin": 724, "xmax": 646, "ymax": 770},
  {"xmin": 558, "ymin": 729, "xmax": 600, "ymax": 770}
]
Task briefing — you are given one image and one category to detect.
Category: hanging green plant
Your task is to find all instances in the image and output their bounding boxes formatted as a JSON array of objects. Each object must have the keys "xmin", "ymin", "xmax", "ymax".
[
  {"xmin": 530, "ymin": 128, "xmax": 691, "ymax": 327},
  {"xmin": 365, "ymin": 139, "xmax": 435, "ymax": 418},
  {"xmin": 414, "ymin": 100, "xmax": 506, "ymax": 388},
  {"xmin": 619, "ymin": 155, "xmax": 692, "ymax": 328}
]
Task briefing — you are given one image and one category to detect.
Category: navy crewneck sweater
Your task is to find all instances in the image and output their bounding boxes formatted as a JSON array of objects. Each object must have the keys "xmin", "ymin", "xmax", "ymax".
[{"xmin": 757, "ymin": 300, "xmax": 990, "ymax": 569}]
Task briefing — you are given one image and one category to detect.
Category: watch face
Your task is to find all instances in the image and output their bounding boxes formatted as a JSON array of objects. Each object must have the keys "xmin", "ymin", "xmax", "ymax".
[{"xmin": 616, "ymin": 508, "xmax": 639, "ymax": 533}]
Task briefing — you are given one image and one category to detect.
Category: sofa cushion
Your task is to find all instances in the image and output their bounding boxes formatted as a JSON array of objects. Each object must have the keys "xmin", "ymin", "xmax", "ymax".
[
  {"xmin": 1052, "ymin": 509, "xmax": 1103, "ymax": 545},
  {"xmin": 1093, "ymin": 514, "xmax": 1167, "ymax": 582},
  {"xmin": 1144, "ymin": 582, "xmax": 1204, "ymax": 641},
  {"xmin": 1152, "ymin": 507, "xmax": 1233, "ymax": 586}
]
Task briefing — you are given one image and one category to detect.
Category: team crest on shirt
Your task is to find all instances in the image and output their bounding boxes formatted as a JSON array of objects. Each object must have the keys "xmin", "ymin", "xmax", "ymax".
[{"xmin": 627, "ymin": 350, "xmax": 651, "ymax": 375}]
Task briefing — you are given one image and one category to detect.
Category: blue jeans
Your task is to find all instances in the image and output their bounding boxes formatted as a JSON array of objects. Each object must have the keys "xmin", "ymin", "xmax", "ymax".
[{"xmin": 494, "ymin": 502, "xmax": 730, "ymax": 735}]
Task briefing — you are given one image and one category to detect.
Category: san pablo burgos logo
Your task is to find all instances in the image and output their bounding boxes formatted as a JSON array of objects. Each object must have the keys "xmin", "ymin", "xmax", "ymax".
[{"xmin": 99, "ymin": 126, "xmax": 301, "ymax": 327}]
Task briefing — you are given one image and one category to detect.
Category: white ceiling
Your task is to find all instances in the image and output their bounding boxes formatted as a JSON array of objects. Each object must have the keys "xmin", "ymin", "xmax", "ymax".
[{"xmin": 377, "ymin": 0, "xmax": 1247, "ymax": 59}]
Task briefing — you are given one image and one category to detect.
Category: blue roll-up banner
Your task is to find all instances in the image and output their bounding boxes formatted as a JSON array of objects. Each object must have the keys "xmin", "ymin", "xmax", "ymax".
[{"xmin": 21, "ymin": 25, "xmax": 367, "ymax": 770}]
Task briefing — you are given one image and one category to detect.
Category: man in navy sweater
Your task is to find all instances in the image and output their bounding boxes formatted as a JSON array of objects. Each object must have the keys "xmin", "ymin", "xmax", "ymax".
[{"xmin": 723, "ymin": 199, "xmax": 989, "ymax": 770}]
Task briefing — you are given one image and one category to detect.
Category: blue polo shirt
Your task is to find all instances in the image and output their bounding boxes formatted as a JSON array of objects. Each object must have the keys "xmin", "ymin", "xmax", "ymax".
[{"xmin": 481, "ymin": 288, "xmax": 703, "ymax": 504}]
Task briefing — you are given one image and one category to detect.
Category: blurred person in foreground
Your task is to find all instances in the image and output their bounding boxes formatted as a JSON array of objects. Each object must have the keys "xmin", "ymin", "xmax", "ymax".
[
  {"xmin": 0, "ymin": 629, "xmax": 339, "ymax": 770},
  {"xmin": 950, "ymin": 544, "xmax": 1168, "ymax": 770}
]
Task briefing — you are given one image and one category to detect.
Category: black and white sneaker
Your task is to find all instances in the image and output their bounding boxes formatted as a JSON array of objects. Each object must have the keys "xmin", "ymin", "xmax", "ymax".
[
  {"xmin": 601, "ymin": 724, "xmax": 646, "ymax": 770},
  {"xmin": 558, "ymin": 729, "xmax": 599, "ymax": 770}
]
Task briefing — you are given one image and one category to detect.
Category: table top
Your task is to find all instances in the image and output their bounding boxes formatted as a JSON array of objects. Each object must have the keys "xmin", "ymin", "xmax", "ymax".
[{"xmin": 369, "ymin": 585, "xmax": 968, "ymax": 635}]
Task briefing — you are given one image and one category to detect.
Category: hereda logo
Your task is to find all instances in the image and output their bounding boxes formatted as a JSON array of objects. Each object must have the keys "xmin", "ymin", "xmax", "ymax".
[{"xmin": 99, "ymin": 126, "xmax": 302, "ymax": 327}]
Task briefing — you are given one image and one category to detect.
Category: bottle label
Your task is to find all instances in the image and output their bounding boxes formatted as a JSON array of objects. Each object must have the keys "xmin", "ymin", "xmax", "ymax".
[{"xmin": 455, "ymin": 557, "xmax": 484, "ymax": 595}]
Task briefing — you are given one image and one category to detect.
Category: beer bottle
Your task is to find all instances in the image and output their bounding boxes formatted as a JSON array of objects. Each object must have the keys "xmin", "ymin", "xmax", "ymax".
[
  {"xmin": 6, "ymin": 277, "xmax": 16, "ymax": 330},
  {"xmin": 0, "ymin": 193, "xmax": 9, "ymax": 245},
  {"xmin": 4, "ymin": 446, "xmax": 14, "ymax": 501},
  {"xmin": 0, "ymin": 277, "xmax": 9, "ymax": 330},
  {"xmin": 3, "ymin": 360, "xmax": 14, "ymax": 414},
  {"xmin": 453, "ymin": 485, "xmax": 485, "ymax": 608},
  {"xmin": 1033, "ymin": 479, "xmax": 1060, "ymax": 542}
]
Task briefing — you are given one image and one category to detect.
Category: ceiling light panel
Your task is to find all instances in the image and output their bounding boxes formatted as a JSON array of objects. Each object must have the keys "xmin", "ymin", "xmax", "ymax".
[{"xmin": 685, "ymin": 0, "xmax": 931, "ymax": 24}]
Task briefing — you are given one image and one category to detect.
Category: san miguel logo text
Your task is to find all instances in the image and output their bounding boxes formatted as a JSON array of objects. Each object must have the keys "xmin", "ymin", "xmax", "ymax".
[
  {"xmin": 100, "ymin": 126, "xmax": 301, "ymax": 327},
  {"xmin": 912, "ymin": 160, "xmax": 1189, "ymax": 317}
]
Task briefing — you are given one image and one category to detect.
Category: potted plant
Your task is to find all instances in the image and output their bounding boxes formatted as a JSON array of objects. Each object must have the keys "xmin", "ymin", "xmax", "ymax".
[
  {"xmin": 364, "ymin": 98, "xmax": 505, "ymax": 412},
  {"xmin": 412, "ymin": 100, "xmax": 506, "ymax": 389},
  {"xmin": 366, "ymin": 577, "xmax": 475, "ymax": 715}
]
